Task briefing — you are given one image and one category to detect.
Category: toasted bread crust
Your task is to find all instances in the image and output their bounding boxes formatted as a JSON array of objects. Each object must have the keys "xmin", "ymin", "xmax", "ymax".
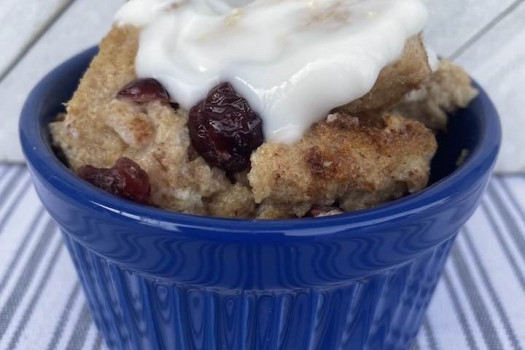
[
  {"xmin": 249, "ymin": 114, "xmax": 437, "ymax": 214},
  {"xmin": 50, "ymin": 26, "xmax": 448, "ymax": 218},
  {"xmin": 339, "ymin": 35, "xmax": 431, "ymax": 115}
]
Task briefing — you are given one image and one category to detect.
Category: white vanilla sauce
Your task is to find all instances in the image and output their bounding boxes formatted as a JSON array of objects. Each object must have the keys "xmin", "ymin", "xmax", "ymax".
[{"xmin": 116, "ymin": 0, "xmax": 428, "ymax": 143}]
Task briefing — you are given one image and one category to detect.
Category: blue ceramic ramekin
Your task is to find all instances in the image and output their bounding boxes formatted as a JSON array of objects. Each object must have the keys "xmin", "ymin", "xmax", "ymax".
[{"xmin": 20, "ymin": 47, "xmax": 500, "ymax": 350}]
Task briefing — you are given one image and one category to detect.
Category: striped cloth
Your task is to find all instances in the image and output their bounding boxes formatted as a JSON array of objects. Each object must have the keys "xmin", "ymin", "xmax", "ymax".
[{"xmin": 0, "ymin": 164, "xmax": 523, "ymax": 350}]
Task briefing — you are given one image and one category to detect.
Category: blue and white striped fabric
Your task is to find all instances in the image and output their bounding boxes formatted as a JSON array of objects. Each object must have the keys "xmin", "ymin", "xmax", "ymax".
[{"xmin": 0, "ymin": 164, "xmax": 524, "ymax": 350}]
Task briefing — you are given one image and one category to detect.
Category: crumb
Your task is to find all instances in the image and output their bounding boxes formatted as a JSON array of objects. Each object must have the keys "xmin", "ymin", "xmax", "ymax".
[{"xmin": 456, "ymin": 149, "xmax": 470, "ymax": 167}]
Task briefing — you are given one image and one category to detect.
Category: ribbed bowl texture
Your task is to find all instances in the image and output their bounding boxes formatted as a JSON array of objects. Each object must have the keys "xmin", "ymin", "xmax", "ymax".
[{"xmin": 20, "ymin": 47, "xmax": 501, "ymax": 350}]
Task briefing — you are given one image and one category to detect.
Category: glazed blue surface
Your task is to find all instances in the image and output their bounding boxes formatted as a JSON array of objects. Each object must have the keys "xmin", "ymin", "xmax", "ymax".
[{"xmin": 20, "ymin": 47, "xmax": 500, "ymax": 350}]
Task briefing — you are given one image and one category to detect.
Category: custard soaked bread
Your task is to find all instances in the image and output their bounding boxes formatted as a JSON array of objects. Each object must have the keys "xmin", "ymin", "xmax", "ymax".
[
  {"xmin": 50, "ymin": 0, "xmax": 477, "ymax": 219},
  {"xmin": 340, "ymin": 35, "xmax": 432, "ymax": 116}
]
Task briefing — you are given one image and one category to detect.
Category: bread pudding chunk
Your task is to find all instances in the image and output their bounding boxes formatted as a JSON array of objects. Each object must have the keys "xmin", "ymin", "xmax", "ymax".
[{"xmin": 49, "ymin": 0, "xmax": 478, "ymax": 218}]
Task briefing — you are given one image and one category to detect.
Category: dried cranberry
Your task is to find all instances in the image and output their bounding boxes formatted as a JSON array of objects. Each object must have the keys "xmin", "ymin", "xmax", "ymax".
[
  {"xmin": 77, "ymin": 157, "xmax": 151, "ymax": 205},
  {"xmin": 117, "ymin": 78, "xmax": 170, "ymax": 104},
  {"xmin": 307, "ymin": 205, "xmax": 343, "ymax": 218},
  {"xmin": 188, "ymin": 82, "xmax": 263, "ymax": 172}
]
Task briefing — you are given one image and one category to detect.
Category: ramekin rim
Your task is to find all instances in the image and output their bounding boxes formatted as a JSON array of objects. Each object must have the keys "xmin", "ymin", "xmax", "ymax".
[{"xmin": 19, "ymin": 46, "xmax": 501, "ymax": 236}]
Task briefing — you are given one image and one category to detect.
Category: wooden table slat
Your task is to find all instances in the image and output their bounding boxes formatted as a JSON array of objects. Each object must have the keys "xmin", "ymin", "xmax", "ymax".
[
  {"xmin": 0, "ymin": 0, "xmax": 125, "ymax": 163},
  {"xmin": 423, "ymin": 0, "xmax": 517, "ymax": 57},
  {"xmin": 0, "ymin": 0, "xmax": 73, "ymax": 78}
]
